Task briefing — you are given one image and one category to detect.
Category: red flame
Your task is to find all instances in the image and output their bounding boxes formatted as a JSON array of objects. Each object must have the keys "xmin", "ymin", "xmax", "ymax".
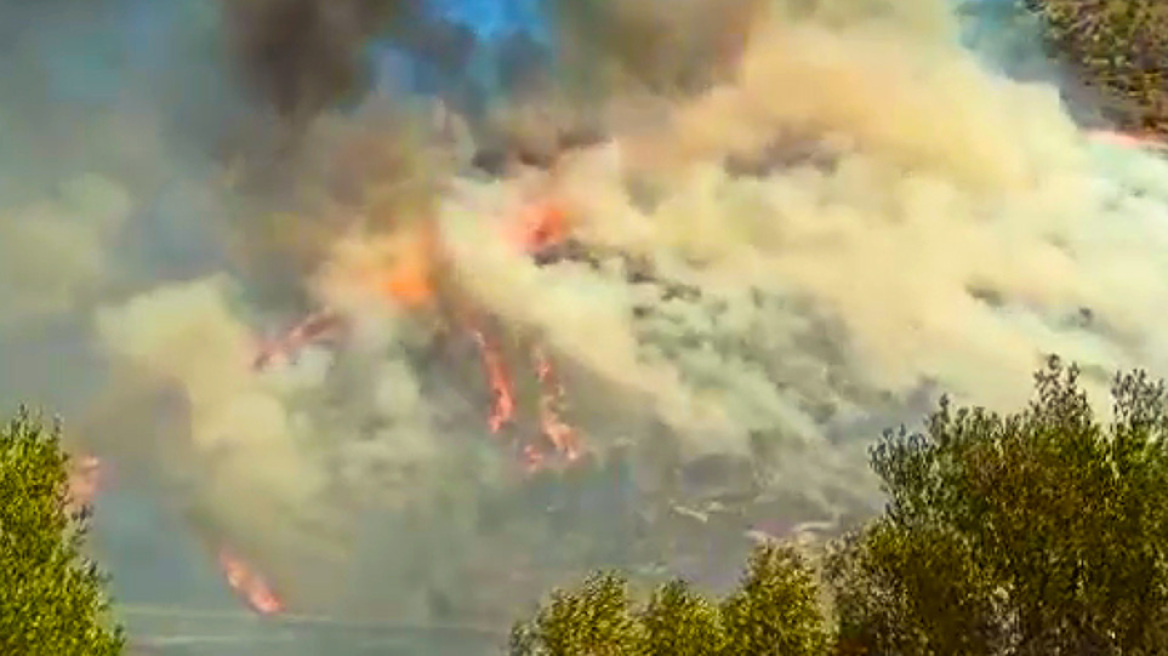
[
  {"xmin": 1086, "ymin": 129, "xmax": 1168, "ymax": 152},
  {"xmin": 66, "ymin": 454, "xmax": 102, "ymax": 514},
  {"xmin": 228, "ymin": 198, "xmax": 589, "ymax": 612},
  {"xmin": 253, "ymin": 311, "xmax": 345, "ymax": 371},
  {"xmin": 65, "ymin": 456, "xmax": 285, "ymax": 619},
  {"xmin": 470, "ymin": 324, "xmax": 517, "ymax": 433},
  {"xmin": 532, "ymin": 344, "xmax": 583, "ymax": 463},
  {"xmin": 510, "ymin": 200, "xmax": 571, "ymax": 255},
  {"xmin": 216, "ymin": 546, "xmax": 285, "ymax": 615},
  {"xmin": 251, "ymin": 198, "xmax": 587, "ymax": 472}
]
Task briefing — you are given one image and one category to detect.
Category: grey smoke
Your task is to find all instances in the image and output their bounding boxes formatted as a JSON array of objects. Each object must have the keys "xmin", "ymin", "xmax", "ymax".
[{"xmin": 3, "ymin": 2, "xmax": 1168, "ymax": 656}]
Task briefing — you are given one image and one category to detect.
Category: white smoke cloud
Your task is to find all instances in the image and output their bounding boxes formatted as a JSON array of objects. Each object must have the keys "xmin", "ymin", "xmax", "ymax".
[
  {"xmin": 512, "ymin": 7, "xmax": 1165, "ymax": 419},
  {"xmin": 10, "ymin": 0, "xmax": 1168, "ymax": 635},
  {"xmin": 0, "ymin": 174, "xmax": 132, "ymax": 324}
]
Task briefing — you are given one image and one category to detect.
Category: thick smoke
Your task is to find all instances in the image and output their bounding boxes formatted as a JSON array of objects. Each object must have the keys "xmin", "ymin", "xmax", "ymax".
[
  {"xmin": 5, "ymin": 0, "xmax": 1168, "ymax": 652},
  {"xmin": 0, "ymin": 0, "xmax": 235, "ymax": 414}
]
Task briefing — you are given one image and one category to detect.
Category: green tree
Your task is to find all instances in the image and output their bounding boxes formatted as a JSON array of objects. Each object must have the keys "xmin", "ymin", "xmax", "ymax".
[
  {"xmin": 721, "ymin": 544, "xmax": 831, "ymax": 656},
  {"xmin": 0, "ymin": 409, "xmax": 124, "ymax": 656},
  {"xmin": 509, "ymin": 543, "xmax": 829, "ymax": 655},
  {"xmin": 639, "ymin": 580, "xmax": 726, "ymax": 656},
  {"xmin": 509, "ymin": 572, "xmax": 642, "ymax": 655},
  {"xmin": 825, "ymin": 357, "xmax": 1168, "ymax": 655},
  {"xmin": 513, "ymin": 359, "xmax": 1168, "ymax": 655},
  {"xmin": 1028, "ymin": 0, "xmax": 1168, "ymax": 134}
]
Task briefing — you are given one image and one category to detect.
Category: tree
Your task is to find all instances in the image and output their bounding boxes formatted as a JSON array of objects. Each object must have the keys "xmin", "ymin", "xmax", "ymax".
[
  {"xmin": 1028, "ymin": 0, "xmax": 1168, "ymax": 134},
  {"xmin": 509, "ymin": 572, "xmax": 642, "ymax": 655},
  {"xmin": 513, "ymin": 359, "xmax": 1168, "ymax": 655},
  {"xmin": 0, "ymin": 408, "xmax": 125, "ymax": 656},
  {"xmin": 509, "ymin": 542, "xmax": 829, "ymax": 655},
  {"xmin": 639, "ymin": 579, "xmax": 726, "ymax": 656},
  {"xmin": 721, "ymin": 544, "xmax": 830, "ymax": 656},
  {"xmin": 825, "ymin": 357, "xmax": 1168, "ymax": 655}
]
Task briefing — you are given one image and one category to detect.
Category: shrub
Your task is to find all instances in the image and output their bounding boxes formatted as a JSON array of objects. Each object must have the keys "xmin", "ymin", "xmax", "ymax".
[
  {"xmin": 826, "ymin": 358, "xmax": 1168, "ymax": 654},
  {"xmin": 0, "ymin": 409, "xmax": 124, "ymax": 656}
]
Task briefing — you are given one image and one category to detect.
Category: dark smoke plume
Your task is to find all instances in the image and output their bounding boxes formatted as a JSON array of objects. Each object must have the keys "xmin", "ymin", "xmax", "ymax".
[{"xmin": 222, "ymin": 0, "xmax": 411, "ymax": 123}]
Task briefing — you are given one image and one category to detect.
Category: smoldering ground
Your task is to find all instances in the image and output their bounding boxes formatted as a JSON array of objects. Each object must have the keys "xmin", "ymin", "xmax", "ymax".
[{"xmin": 5, "ymin": 0, "xmax": 1168, "ymax": 653}]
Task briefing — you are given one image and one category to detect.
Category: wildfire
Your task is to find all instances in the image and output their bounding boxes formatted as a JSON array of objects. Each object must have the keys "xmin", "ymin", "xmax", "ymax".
[
  {"xmin": 252, "ymin": 198, "xmax": 587, "ymax": 471},
  {"xmin": 532, "ymin": 343, "xmax": 583, "ymax": 463},
  {"xmin": 216, "ymin": 546, "xmax": 285, "ymax": 616},
  {"xmin": 66, "ymin": 454, "xmax": 102, "ymax": 515},
  {"xmin": 470, "ymin": 325, "xmax": 517, "ymax": 433},
  {"xmin": 1086, "ymin": 129, "xmax": 1168, "ymax": 153},
  {"xmin": 63, "ymin": 454, "xmax": 284, "ymax": 618},
  {"xmin": 363, "ymin": 219, "xmax": 443, "ymax": 309},
  {"xmin": 252, "ymin": 311, "xmax": 345, "ymax": 371},
  {"xmin": 509, "ymin": 200, "xmax": 571, "ymax": 255}
]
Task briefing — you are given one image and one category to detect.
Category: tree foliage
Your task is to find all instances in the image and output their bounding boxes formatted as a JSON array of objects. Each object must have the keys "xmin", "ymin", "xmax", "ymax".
[
  {"xmin": 516, "ymin": 358, "xmax": 1168, "ymax": 655},
  {"xmin": 721, "ymin": 546, "xmax": 830, "ymax": 656},
  {"xmin": 1028, "ymin": 0, "xmax": 1168, "ymax": 134},
  {"xmin": 827, "ymin": 357, "xmax": 1168, "ymax": 654},
  {"xmin": 0, "ymin": 409, "xmax": 124, "ymax": 656},
  {"xmin": 510, "ymin": 543, "xmax": 828, "ymax": 656},
  {"xmin": 639, "ymin": 579, "xmax": 727, "ymax": 656}
]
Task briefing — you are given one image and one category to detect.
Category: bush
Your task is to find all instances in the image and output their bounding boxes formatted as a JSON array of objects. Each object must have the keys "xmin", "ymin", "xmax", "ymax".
[
  {"xmin": 826, "ymin": 357, "xmax": 1168, "ymax": 654},
  {"xmin": 0, "ymin": 409, "xmax": 124, "ymax": 656},
  {"xmin": 510, "ymin": 543, "xmax": 829, "ymax": 656},
  {"xmin": 721, "ymin": 546, "xmax": 830, "ymax": 656},
  {"xmin": 515, "ymin": 358, "xmax": 1168, "ymax": 655}
]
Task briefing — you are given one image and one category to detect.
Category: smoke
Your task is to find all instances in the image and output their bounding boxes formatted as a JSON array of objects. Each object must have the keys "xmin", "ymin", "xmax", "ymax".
[
  {"xmin": 0, "ymin": 174, "xmax": 131, "ymax": 324},
  {"xmin": 5, "ymin": 0, "xmax": 1168, "ymax": 651}
]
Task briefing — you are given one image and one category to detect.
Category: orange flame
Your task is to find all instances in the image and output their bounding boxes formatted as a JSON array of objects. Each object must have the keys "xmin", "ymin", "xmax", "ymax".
[
  {"xmin": 1086, "ymin": 129, "xmax": 1168, "ymax": 152},
  {"xmin": 63, "ymin": 456, "xmax": 283, "ymax": 618},
  {"xmin": 66, "ymin": 454, "xmax": 102, "ymax": 514},
  {"xmin": 470, "ymin": 325, "xmax": 517, "ymax": 433},
  {"xmin": 253, "ymin": 198, "xmax": 587, "ymax": 471},
  {"xmin": 368, "ymin": 220, "xmax": 442, "ymax": 308},
  {"xmin": 253, "ymin": 311, "xmax": 344, "ymax": 371},
  {"xmin": 522, "ymin": 443, "xmax": 545, "ymax": 473},
  {"xmin": 216, "ymin": 547, "xmax": 284, "ymax": 615},
  {"xmin": 510, "ymin": 201, "xmax": 571, "ymax": 255},
  {"xmin": 532, "ymin": 344, "xmax": 583, "ymax": 463}
]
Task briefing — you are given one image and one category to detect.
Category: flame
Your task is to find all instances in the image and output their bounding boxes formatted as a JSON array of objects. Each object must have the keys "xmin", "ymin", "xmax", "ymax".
[
  {"xmin": 470, "ymin": 324, "xmax": 517, "ymax": 433},
  {"xmin": 253, "ymin": 311, "xmax": 344, "ymax": 371},
  {"xmin": 216, "ymin": 546, "xmax": 285, "ymax": 615},
  {"xmin": 367, "ymin": 220, "xmax": 442, "ymax": 308},
  {"xmin": 64, "ymin": 455, "xmax": 283, "ymax": 619},
  {"xmin": 1086, "ymin": 129, "xmax": 1168, "ymax": 152},
  {"xmin": 522, "ymin": 443, "xmax": 545, "ymax": 473},
  {"xmin": 253, "ymin": 197, "xmax": 587, "ymax": 472},
  {"xmin": 509, "ymin": 200, "xmax": 571, "ymax": 255},
  {"xmin": 63, "ymin": 456, "xmax": 285, "ymax": 618},
  {"xmin": 313, "ymin": 220, "xmax": 442, "ymax": 314},
  {"xmin": 372, "ymin": 256, "xmax": 435, "ymax": 306},
  {"xmin": 532, "ymin": 344, "xmax": 583, "ymax": 463},
  {"xmin": 66, "ymin": 454, "xmax": 102, "ymax": 514}
]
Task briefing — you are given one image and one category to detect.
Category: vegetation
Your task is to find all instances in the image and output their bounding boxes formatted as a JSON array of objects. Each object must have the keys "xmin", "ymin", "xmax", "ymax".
[
  {"xmin": 509, "ymin": 543, "xmax": 828, "ymax": 656},
  {"xmin": 1029, "ymin": 0, "xmax": 1168, "ymax": 135},
  {"xmin": 0, "ymin": 409, "xmax": 124, "ymax": 656},
  {"xmin": 828, "ymin": 359, "xmax": 1168, "ymax": 654},
  {"xmin": 514, "ymin": 358, "xmax": 1168, "ymax": 655}
]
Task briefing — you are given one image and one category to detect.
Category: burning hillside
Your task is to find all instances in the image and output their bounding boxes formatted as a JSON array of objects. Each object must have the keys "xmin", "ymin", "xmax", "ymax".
[
  {"xmin": 5, "ymin": 0, "xmax": 1168, "ymax": 648},
  {"xmin": 253, "ymin": 193, "xmax": 586, "ymax": 473}
]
